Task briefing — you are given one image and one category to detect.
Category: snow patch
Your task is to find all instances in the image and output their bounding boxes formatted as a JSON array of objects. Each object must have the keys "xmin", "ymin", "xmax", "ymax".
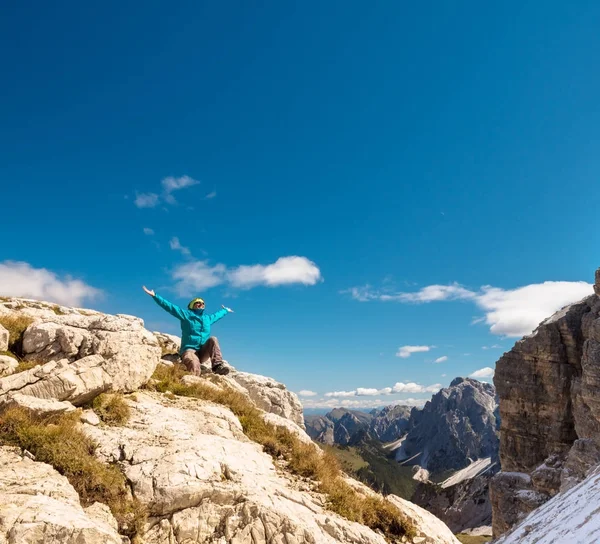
[
  {"xmin": 495, "ymin": 466, "xmax": 600, "ymax": 544},
  {"xmin": 441, "ymin": 457, "xmax": 494, "ymax": 489}
]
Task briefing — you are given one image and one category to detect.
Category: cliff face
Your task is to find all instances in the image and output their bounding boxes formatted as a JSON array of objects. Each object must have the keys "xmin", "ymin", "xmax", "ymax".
[{"xmin": 491, "ymin": 270, "xmax": 600, "ymax": 537}]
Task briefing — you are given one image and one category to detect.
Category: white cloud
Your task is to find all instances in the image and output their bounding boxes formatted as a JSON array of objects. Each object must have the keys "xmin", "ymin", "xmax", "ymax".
[
  {"xmin": 434, "ymin": 356, "xmax": 448, "ymax": 363},
  {"xmin": 0, "ymin": 261, "xmax": 102, "ymax": 307},
  {"xmin": 396, "ymin": 345, "xmax": 432, "ymax": 358},
  {"xmin": 172, "ymin": 256, "xmax": 323, "ymax": 295},
  {"xmin": 347, "ymin": 279, "xmax": 593, "ymax": 338},
  {"xmin": 143, "ymin": 227, "xmax": 154, "ymax": 235},
  {"xmin": 135, "ymin": 175, "xmax": 200, "ymax": 208},
  {"xmin": 481, "ymin": 345, "xmax": 501, "ymax": 350},
  {"xmin": 300, "ymin": 397, "xmax": 428, "ymax": 410},
  {"xmin": 441, "ymin": 373, "xmax": 447, "ymax": 377},
  {"xmin": 392, "ymin": 382, "xmax": 423, "ymax": 393},
  {"xmin": 425, "ymin": 383, "xmax": 443, "ymax": 392},
  {"xmin": 161, "ymin": 175, "xmax": 200, "ymax": 205},
  {"xmin": 135, "ymin": 192, "xmax": 159, "ymax": 208},
  {"xmin": 172, "ymin": 261, "xmax": 227, "ymax": 294},
  {"xmin": 469, "ymin": 367, "xmax": 495, "ymax": 379},
  {"xmin": 205, "ymin": 190, "xmax": 217, "ymax": 199},
  {"xmin": 227, "ymin": 256, "xmax": 322, "ymax": 289},
  {"xmin": 324, "ymin": 390, "xmax": 357, "ymax": 398},
  {"xmin": 356, "ymin": 387, "xmax": 393, "ymax": 396},
  {"xmin": 297, "ymin": 390, "xmax": 317, "ymax": 397},
  {"xmin": 474, "ymin": 282, "xmax": 592, "ymax": 337},
  {"xmin": 169, "ymin": 237, "xmax": 191, "ymax": 256}
]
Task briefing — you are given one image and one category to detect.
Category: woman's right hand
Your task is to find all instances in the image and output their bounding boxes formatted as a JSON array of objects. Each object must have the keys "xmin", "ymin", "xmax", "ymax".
[{"xmin": 142, "ymin": 286, "xmax": 155, "ymax": 297}]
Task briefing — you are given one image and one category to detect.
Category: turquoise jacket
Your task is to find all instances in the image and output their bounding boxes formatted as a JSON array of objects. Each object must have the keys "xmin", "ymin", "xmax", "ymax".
[{"xmin": 153, "ymin": 294, "xmax": 229, "ymax": 353}]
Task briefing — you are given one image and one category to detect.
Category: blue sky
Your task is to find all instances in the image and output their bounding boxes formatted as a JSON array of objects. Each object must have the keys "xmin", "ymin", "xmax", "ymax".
[{"xmin": 2, "ymin": 1, "xmax": 599, "ymax": 411}]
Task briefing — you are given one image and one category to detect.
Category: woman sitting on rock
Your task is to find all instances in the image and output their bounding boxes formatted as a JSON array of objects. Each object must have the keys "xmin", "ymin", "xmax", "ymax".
[{"xmin": 143, "ymin": 286, "xmax": 233, "ymax": 376}]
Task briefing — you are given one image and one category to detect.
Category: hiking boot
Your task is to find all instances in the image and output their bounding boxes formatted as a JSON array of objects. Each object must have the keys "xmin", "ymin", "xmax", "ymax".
[{"xmin": 212, "ymin": 361, "xmax": 232, "ymax": 376}]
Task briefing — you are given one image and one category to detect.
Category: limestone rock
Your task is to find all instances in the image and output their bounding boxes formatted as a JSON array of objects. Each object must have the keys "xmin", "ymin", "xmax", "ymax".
[
  {"xmin": 230, "ymin": 371, "xmax": 305, "ymax": 428},
  {"xmin": 0, "ymin": 355, "xmax": 112, "ymax": 407},
  {"xmin": 0, "ymin": 446, "xmax": 122, "ymax": 544},
  {"xmin": 5, "ymin": 393, "xmax": 76, "ymax": 417},
  {"xmin": 81, "ymin": 409, "xmax": 101, "ymax": 426},
  {"xmin": 0, "ymin": 324, "xmax": 8, "ymax": 351},
  {"xmin": 0, "ymin": 354, "xmax": 18, "ymax": 377},
  {"xmin": 21, "ymin": 313, "xmax": 160, "ymax": 392}
]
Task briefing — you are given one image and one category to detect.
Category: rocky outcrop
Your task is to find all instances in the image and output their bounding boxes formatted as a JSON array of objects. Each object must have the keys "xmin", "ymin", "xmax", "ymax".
[
  {"xmin": 397, "ymin": 378, "xmax": 499, "ymax": 474},
  {"xmin": 491, "ymin": 271, "xmax": 600, "ymax": 537},
  {"xmin": 83, "ymin": 391, "xmax": 456, "ymax": 544},
  {"xmin": 0, "ymin": 297, "xmax": 161, "ymax": 391},
  {"xmin": 0, "ymin": 355, "xmax": 114, "ymax": 408},
  {"xmin": 494, "ymin": 464, "xmax": 600, "ymax": 544},
  {"xmin": 0, "ymin": 446, "xmax": 122, "ymax": 544}
]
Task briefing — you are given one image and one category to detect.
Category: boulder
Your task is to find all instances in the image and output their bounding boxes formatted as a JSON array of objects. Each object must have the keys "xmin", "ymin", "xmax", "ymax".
[
  {"xmin": 21, "ymin": 313, "xmax": 160, "ymax": 392},
  {"xmin": 0, "ymin": 354, "xmax": 18, "ymax": 377},
  {"xmin": 230, "ymin": 371, "xmax": 305, "ymax": 428},
  {"xmin": 0, "ymin": 446, "xmax": 122, "ymax": 544}
]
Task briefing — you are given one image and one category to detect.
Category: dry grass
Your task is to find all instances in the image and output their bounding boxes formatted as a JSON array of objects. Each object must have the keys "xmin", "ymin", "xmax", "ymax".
[
  {"xmin": 93, "ymin": 393, "xmax": 131, "ymax": 426},
  {"xmin": 14, "ymin": 359, "xmax": 43, "ymax": 373},
  {"xmin": 51, "ymin": 305, "xmax": 67, "ymax": 315},
  {"xmin": 149, "ymin": 365, "xmax": 415, "ymax": 540},
  {"xmin": 0, "ymin": 407, "xmax": 146, "ymax": 540},
  {"xmin": 0, "ymin": 314, "xmax": 34, "ymax": 354},
  {"xmin": 0, "ymin": 350, "xmax": 17, "ymax": 359}
]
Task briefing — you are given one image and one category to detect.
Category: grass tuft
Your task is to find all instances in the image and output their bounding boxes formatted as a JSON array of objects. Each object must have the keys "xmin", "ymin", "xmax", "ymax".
[
  {"xmin": 93, "ymin": 393, "xmax": 131, "ymax": 426},
  {"xmin": 0, "ymin": 407, "xmax": 146, "ymax": 540},
  {"xmin": 0, "ymin": 315, "xmax": 34, "ymax": 355},
  {"xmin": 148, "ymin": 364, "xmax": 415, "ymax": 540},
  {"xmin": 14, "ymin": 360, "xmax": 43, "ymax": 373}
]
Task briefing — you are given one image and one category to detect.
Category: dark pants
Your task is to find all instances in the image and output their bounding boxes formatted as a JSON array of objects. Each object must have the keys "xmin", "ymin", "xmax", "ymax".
[{"xmin": 182, "ymin": 336, "xmax": 223, "ymax": 376}]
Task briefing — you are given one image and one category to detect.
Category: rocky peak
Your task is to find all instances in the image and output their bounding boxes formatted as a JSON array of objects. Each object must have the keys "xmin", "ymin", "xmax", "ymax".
[{"xmin": 397, "ymin": 377, "xmax": 499, "ymax": 474}]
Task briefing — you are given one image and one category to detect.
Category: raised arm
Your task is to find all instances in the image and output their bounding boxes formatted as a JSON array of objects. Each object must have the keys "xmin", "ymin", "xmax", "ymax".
[
  {"xmin": 143, "ymin": 286, "xmax": 187, "ymax": 320},
  {"xmin": 208, "ymin": 305, "xmax": 232, "ymax": 325}
]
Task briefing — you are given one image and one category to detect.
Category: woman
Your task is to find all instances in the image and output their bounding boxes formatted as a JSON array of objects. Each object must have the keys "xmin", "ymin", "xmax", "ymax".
[{"xmin": 143, "ymin": 285, "xmax": 233, "ymax": 375}]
